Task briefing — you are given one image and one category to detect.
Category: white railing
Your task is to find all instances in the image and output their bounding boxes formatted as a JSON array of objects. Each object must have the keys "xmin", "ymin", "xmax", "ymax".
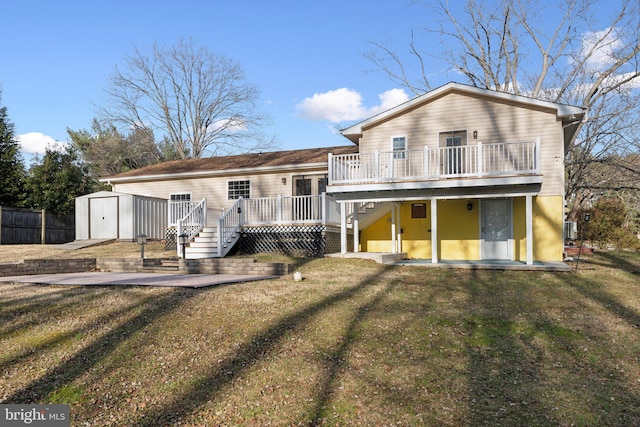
[
  {"xmin": 176, "ymin": 198, "xmax": 207, "ymax": 257},
  {"xmin": 168, "ymin": 201, "xmax": 202, "ymax": 226},
  {"xmin": 217, "ymin": 198, "xmax": 243, "ymax": 257},
  {"xmin": 241, "ymin": 194, "xmax": 339, "ymax": 226},
  {"xmin": 329, "ymin": 139, "xmax": 540, "ymax": 185}
]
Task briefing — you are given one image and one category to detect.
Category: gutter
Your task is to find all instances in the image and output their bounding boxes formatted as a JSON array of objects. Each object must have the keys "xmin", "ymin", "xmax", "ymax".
[{"xmin": 101, "ymin": 162, "xmax": 330, "ymax": 184}]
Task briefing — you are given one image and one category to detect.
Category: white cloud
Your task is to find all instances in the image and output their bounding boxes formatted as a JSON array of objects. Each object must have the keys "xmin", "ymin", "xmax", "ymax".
[
  {"xmin": 578, "ymin": 27, "xmax": 624, "ymax": 72},
  {"xmin": 296, "ymin": 88, "xmax": 409, "ymax": 123},
  {"xmin": 16, "ymin": 132, "xmax": 66, "ymax": 154}
]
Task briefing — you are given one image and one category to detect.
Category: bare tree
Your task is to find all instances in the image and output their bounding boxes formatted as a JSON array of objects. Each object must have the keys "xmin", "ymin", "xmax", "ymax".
[
  {"xmin": 98, "ymin": 38, "xmax": 274, "ymax": 159},
  {"xmin": 367, "ymin": 0, "xmax": 640, "ymax": 219}
]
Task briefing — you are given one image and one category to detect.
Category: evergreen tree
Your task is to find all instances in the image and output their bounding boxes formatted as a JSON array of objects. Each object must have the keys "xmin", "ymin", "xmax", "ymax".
[
  {"xmin": 26, "ymin": 144, "xmax": 96, "ymax": 215},
  {"xmin": 0, "ymin": 93, "xmax": 26, "ymax": 206}
]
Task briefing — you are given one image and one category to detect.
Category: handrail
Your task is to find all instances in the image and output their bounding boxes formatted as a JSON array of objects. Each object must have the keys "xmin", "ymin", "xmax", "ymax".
[
  {"xmin": 217, "ymin": 197, "xmax": 243, "ymax": 257},
  {"xmin": 176, "ymin": 198, "xmax": 207, "ymax": 257},
  {"xmin": 329, "ymin": 140, "xmax": 540, "ymax": 184}
]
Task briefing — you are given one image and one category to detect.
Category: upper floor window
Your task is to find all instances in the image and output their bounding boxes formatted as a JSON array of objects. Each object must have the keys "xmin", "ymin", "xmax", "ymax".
[
  {"xmin": 228, "ymin": 180, "xmax": 250, "ymax": 200},
  {"xmin": 392, "ymin": 136, "xmax": 406, "ymax": 159}
]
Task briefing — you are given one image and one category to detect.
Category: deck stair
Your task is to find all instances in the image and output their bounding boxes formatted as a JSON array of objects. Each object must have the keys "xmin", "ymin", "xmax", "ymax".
[
  {"xmin": 184, "ymin": 226, "xmax": 239, "ymax": 259},
  {"xmin": 351, "ymin": 202, "xmax": 393, "ymax": 229},
  {"xmin": 139, "ymin": 259, "xmax": 180, "ymax": 273}
]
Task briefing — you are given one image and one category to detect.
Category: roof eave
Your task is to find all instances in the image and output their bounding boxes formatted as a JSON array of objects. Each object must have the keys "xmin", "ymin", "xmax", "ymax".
[
  {"xmin": 101, "ymin": 161, "xmax": 330, "ymax": 184},
  {"xmin": 340, "ymin": 82, "xmax": 587, "ymax": 138}
]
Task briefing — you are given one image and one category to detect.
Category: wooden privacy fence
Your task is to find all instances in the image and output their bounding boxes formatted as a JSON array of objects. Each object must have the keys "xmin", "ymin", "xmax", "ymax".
[{"xmin": 0, "ymin": 206, "xmax": 75, "ymax": 244}]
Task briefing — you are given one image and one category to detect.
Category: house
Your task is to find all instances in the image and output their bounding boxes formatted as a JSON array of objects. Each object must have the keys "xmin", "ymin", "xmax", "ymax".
[{"xmin": 97, "ymin": 82, "xmax": 585, "ymax": 264}]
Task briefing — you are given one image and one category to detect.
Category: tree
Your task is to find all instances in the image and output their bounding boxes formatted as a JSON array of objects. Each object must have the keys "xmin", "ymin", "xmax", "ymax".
[
  {"xmin": 367, "ymin": 0, "xmax": 640, "ymax": 219},
  {"xmin": 98, "ymin": 38, "xmax": 274, "ymax": 159},
  {"xmin": 68, "ymin": 119, "xmax": 181, "ymax": 178},
  {"xmin": 26, "ymin": 144, "xmax": 96, "ymax": 215},
  {"xmin": 580, "ymin": 196, "xmax": 640, "ymax": 250},
  {"xmin": 0, "ymin": 92, "xmax": 27, "ymax": 206}
]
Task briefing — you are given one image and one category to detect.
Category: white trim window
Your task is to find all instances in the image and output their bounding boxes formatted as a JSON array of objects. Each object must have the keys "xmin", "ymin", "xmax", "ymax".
[
  {"xmin": 228, "ymin": 179, "xmax": 250, "ymax": 200},
  {"xmin": 392, "ymin": 136, "xmax": 406, "ymax": 159},
  {"xmin": 170, "ymin": 193, "xmax": 191, "ymax": 202}
]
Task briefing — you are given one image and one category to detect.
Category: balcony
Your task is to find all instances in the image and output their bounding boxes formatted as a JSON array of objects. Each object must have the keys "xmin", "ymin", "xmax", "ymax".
[{"xmin": 328, "ymin": 140, "xmax": 540, "ymax": 187}]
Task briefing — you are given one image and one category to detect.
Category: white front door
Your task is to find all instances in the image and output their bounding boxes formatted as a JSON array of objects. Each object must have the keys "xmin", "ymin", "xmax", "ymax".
[{"xmin": 481, "ymin": 199, "xmax": 511, "ymax": 260}]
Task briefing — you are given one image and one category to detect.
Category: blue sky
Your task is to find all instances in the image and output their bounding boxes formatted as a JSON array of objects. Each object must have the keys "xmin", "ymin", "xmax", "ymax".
[
  {"xmin": 1, "ymin": 0, "xmax": 436, "ymax": 159},
  {"xmin": 0, "ymin": 0, "xmax": 628, "ymax": 161}
]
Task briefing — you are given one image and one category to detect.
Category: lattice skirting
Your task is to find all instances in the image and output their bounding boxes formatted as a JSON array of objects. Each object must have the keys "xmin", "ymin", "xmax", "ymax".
[
  {"xmin": 239, "ymin": 225, "xmax": 352, "ymax": 257},
  {"xmin": 165, "ymin": 228, "xmax": 177, "ymax": 251}
]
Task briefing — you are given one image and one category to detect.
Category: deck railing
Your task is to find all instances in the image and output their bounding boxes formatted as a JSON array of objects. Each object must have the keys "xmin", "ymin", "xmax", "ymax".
[
  {"xmin": 329, "ymin": 139, "xmax": 540, "ymax": 185},
  {"xmin": 241, "ymin": 193, "xmax": 339, "ymax": 226},
  {"xmin": 217, "ymin": 197, "xmax": 243, "ymax": 257},
  {"xmin": 176, "ymin": 198, "xmax": 207, "ymax": 256}
]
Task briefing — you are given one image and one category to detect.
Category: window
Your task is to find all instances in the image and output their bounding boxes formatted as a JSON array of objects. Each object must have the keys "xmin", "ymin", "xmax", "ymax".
[
  {"xmin": 411, "ymin": 203, "xmax": 427, "ymax": 219},
  {"xmin": 228, "ymin": 180, "xmax": 250, "ymax": 200},
  {"xmin": 392, "ymin": 136, "xmax": 406, "ymax": 159},
  {"xmin": 170, "ymin": 193, "xmax": 191, "ymax": 202},
  {"xmin": 438, "ymin": 130, "xmax": 467, "ymax": 147}
]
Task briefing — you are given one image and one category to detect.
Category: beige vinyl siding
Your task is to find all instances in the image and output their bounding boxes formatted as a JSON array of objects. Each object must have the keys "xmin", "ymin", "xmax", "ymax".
[
  {"xmin": 359, "ymin": 91, "xmax": 565, "ymax": 196},
  {"xmin": 112, "ymin": 168, "xmax": 326, "ymax": 210}
]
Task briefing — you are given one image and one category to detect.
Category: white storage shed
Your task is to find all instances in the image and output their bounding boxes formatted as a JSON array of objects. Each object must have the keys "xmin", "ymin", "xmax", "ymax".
[{"xmin": 75, "ymin": 191, "xmax": 168, "ymax": 241}]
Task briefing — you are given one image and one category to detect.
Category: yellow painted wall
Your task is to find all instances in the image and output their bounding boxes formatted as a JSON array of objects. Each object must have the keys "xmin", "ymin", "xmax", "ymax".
[
  {"xmin": 361, "ymin": 200, "xmax": 481, "ymax": 260},
  {"xmin": 361, "ymin": 196, "xmax": 564, "ymax": 262},
  {"xmin": 533, "ymin": 196, "xmax": 564, "ymax": 261},
  {"xmin": 438, "ymin": 199, "xmax": 481, "ymax": 260},
  {"xmin": 513, "ymin": 196, "xmax": 564, "ymax": 262}
]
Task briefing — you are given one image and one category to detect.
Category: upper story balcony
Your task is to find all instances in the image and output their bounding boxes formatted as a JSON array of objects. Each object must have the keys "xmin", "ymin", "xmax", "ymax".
[{"xmin": 328, "ymin": 139, "xmax": 541, "ymax": 191}]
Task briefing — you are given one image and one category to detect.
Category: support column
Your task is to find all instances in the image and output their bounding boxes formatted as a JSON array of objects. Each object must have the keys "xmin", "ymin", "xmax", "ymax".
[
  {"xmin": 396, "ymin": 203, "xmax": 402, "ymax": 253},
  {"xmin": 431, "ymin": 199, "xmax": 438, "ymax": 264},
  {"xmin": 340, "ymin": 202, "xmax": 347, "ymax": 254},
  {"xmin": 526, "ymin": 195, "xmax": 533, "ymax": 265},
  {"xmin": 353, "ymin": 204, "xmax": 360, "ymax": 253},
  {"xmin": 391, "ymin": 203, "xmax": 397, "ymax": 253}
]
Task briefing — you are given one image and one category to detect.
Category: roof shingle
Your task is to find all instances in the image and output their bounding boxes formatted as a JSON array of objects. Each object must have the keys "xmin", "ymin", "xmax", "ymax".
[{"xmin": 106, "ymin": 145, "xmax": 358, "ymax": 180}]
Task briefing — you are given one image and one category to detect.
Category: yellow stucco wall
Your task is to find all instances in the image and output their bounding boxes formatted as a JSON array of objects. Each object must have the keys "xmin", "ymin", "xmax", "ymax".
[{"xmin": 361, "ymin": 196, "xmax": 564, "ymax": 262}]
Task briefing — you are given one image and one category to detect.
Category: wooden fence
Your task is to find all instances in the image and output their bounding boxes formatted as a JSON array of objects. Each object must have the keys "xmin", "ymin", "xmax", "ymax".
[{"xmin": 0, "ymin": 206, "xmax": 75, "ymax": 244}]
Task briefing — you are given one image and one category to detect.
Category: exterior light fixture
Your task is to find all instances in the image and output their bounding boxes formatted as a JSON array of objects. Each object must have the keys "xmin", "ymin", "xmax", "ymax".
[
  {"xmin": 178, "ymin": 233, "xmax": 188, "ymax": 259},
  {"xmin": 584, "ymin": 212, "xmax": 591, "ymax": 222},
  {"xmin": 473, "ymin": 130, "xmax": 478, "ymax": 139},
  {"xmin": 137, "ymin": 234, "xmax": 147, "ymax": 259},
  {"xmin": 467, "ymin": 201, "xmax": 473, "ymax": 211},
  {"xmin": 282, "ymin": 177, "xmax": 287, "ymax": 185}
]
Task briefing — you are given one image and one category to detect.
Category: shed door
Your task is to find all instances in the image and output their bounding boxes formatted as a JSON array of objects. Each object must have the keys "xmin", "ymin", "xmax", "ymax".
[{"xmin": 90, "ymin": 197, "xmax": 118, "ymax": 239}]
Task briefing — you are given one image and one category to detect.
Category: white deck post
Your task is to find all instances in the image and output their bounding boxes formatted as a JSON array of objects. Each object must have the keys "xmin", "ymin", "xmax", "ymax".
[
  {"xmin": 535, "ymin": 137, "xmax": 541, "ymax": 174},
  {"xmin": 477, "ymin": 141, "xmax": 483, "ymax": 177},
  {"xmin": 431, "ymin": 198, "xmax": 438, "ymax": 264},
  {"xmin": 396, "ymin": 203, "xmax": 402, "ymax": 253},
  {"xmin": 353, "ymin": 204, "xmax": 360, "ymax": 253},
  {"xmin": 526, "ymin": 194, "xmax": 533, "ymax": 265},
  {"xmin": 277, "ymin": 195, "xmax": 283, "ymax": 225},
  {"xmin": 340, "ymin": 202, "xmax": 347, "ymax": 254},
  {"xmin": 391, "ymin": 202, "xmax": 397, "ymax": 253}
]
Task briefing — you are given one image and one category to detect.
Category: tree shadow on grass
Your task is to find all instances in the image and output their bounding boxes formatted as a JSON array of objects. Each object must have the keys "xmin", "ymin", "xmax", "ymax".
[
  {"xmin": 2, "ymin": 287, "xmax": 199, "ymax": 404},
  {"xmin": 131, "ymin": 263, "xmax": 396, "ymax": 426},
  {"xmin": 465, "ymin": 265, "xmax": 640, "ymax": 426}
]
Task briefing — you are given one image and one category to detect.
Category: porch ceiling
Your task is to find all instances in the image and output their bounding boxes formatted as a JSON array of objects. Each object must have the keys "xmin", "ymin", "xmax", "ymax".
[{"xmin": 328, "ymin": 182, "xmax": 542, "ymax": 202}]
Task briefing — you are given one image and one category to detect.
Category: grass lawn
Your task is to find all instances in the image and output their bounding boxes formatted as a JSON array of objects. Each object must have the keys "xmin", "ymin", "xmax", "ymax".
[{"xmin": 1, "ymin": 246, "xmax": 639, "ymax": 426}]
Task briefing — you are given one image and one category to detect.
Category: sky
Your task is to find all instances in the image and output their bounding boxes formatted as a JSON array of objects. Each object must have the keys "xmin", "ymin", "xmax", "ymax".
[{"xmin": 0, "ymin": 0, "xmax": 631, "ymax": 163}]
